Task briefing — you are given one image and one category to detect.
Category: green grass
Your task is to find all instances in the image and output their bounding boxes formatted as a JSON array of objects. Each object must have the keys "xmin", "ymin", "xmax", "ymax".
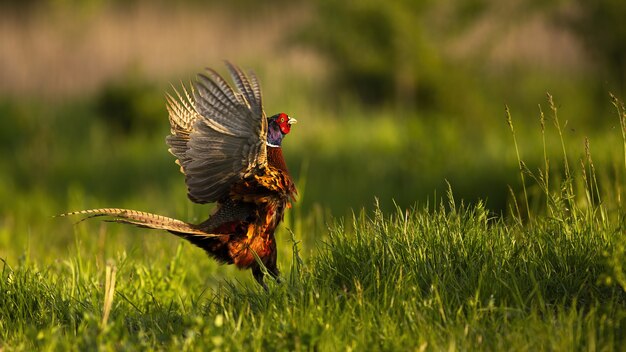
[
  {"xmin": 1, "ymin": 190, "xmax": 625, "ymax": 350},
  {"xmin": 1, "ymin": 92, "xmax": 626, "ymax": 350}
]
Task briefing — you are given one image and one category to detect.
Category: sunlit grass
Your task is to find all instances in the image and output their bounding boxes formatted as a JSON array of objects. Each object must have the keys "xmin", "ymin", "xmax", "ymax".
[{"xmin": 2, "ymin": 187, "xmax": 625, "ymax": 350}]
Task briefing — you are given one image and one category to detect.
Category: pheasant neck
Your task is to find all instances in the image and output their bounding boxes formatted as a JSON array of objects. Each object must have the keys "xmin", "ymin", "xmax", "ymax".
[{"xmin": 267, "ymin": 146, "xmax": 290, "ymax": 176}]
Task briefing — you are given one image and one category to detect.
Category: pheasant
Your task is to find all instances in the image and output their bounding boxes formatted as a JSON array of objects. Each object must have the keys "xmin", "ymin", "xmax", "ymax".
[{"xmin": 62, "ymin": 63, "xmax": 297, "ymax": 289}]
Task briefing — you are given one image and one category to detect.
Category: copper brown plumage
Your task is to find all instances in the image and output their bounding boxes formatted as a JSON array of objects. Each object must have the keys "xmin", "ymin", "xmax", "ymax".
[{"xmin": 61, "ymin": 63, "xmax": 297, "ymax": 289}]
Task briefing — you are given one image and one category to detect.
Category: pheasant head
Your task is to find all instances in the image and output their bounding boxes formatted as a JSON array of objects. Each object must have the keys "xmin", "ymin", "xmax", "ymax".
[{"xmin": 266, "ymin": 113, "xmax": 297, "ymax": 147}]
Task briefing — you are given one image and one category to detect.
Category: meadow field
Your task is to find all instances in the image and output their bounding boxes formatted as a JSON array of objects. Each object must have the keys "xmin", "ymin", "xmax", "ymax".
[{"xmin": 1, "ymin": 1, "xmax": 626, "ymax": 350}]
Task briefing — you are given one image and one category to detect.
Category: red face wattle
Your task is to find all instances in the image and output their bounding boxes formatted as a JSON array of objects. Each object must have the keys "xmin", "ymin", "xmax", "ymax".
[{"xmin": 277, "ymin": 113, "xmax": 291, "ymax": 134}]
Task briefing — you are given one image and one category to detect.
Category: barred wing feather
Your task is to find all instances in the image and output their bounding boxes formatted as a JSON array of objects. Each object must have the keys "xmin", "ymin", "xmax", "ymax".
[{"xmin": 166, "ymin": 63, "xmax": 267, "ymax": 204}]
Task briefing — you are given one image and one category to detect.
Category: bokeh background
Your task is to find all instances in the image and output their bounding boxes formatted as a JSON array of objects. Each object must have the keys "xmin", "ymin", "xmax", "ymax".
[{"xmin": 1, "ymin": 0, "xmax": 625, "ymax": 263}]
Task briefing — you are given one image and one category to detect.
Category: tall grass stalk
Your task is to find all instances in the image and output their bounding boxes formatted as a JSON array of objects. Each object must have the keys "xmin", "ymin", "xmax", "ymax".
[
  {"xmin": 101, "ymin": 263, "xmax": 117, "ymax": 328},
  {"xmin": 581, "ymin": 138, "xmax": 607, "ymax": 225},
  {"xmin": 611, "ymin": 93, "xmax": 626, "ymax": 172},
  {"xmin": 505, "ymin": 105, "xmax": 531, "ymax": 222},
  {"xmin": 547, "ymin": 93, "xmax": 580, "ymax": 225},
  {"xmin": 539, "ymin": 104, "xmax": 550, "ymax": 215},
  {"xmin": 611, "ymin": 93, "xmax": 626, "ymax": 208}
]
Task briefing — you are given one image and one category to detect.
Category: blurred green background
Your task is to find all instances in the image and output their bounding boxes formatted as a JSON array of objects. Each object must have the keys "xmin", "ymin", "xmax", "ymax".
[{"xmin": 1, "ymin": 0, "xmax": 625, "ymax": 262}]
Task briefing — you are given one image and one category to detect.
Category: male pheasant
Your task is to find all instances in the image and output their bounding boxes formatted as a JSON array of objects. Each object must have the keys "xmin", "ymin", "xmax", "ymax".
[{"xmin": 62, "ymin": 63, "xmax": 297, "ymax": 289}]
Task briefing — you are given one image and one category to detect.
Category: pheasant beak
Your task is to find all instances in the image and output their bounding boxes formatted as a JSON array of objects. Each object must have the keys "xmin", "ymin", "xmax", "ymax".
[{"xmin": 288, "ymin": 117, "xmax": 297, "ymax": 125}]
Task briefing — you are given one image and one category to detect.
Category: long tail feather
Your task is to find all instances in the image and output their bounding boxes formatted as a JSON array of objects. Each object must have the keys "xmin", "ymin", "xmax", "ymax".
[{"xmin": 59, "ymin": 208, "xmax": 214, "ymax": 236}]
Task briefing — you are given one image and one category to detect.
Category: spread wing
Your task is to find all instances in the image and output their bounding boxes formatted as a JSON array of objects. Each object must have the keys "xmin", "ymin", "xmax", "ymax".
[{"xmin": 166, "ymin": 62, "xmax": 267, "ymax": 204}]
